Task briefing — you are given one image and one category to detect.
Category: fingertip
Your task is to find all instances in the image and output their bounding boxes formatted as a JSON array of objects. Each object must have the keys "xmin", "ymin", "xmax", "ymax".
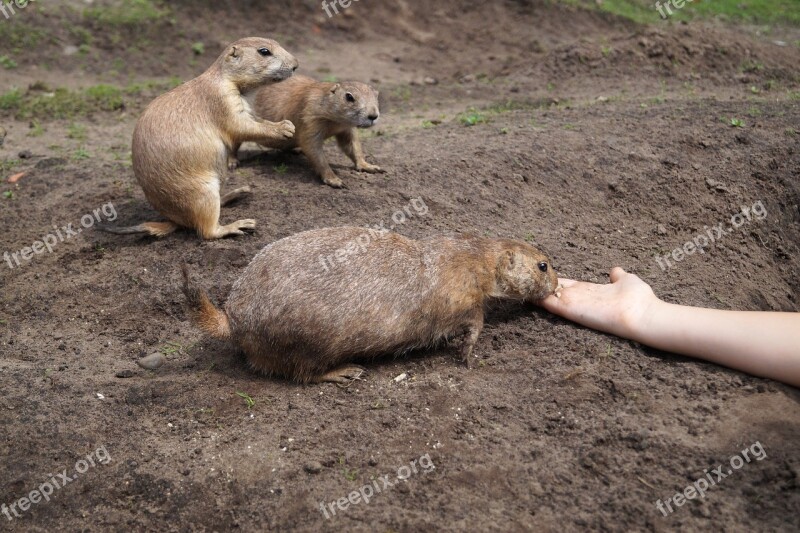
[
  {"xmin": 557, "ymin": 278, "xmax": 577, "ymax": 288},
  {"xmin": 609, "ymin": 267, "xmax": 626, "ymax": 282},
  {"xmin": 538, "ymin": 294, "xmax": 559, "ymax": 311}
]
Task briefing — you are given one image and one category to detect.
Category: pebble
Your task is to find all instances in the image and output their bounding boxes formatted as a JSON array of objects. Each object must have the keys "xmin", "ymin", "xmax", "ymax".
[
  {"xmin": 136, "ymin": 352, "xmax": 166, "ymax": 370},
  {"xmin": 304, "ymin": 462, "xmax": 323, "ymax": 474},
  {"xmin": 115, "ymin": 370, "xmax": 135, "ymax": 379}
]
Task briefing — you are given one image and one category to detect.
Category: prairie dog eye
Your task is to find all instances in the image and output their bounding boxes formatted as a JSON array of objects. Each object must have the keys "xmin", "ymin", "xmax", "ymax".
[
  {"xmin": 345, "ymin": 93, "xmax": 356, "ymax": 103},
  {"xmin": 538, "ymin": 262, "xmax": 548, "ymax": 272},
  {"xmin": 258, "ymin": 48, "xmax": 272, "ymax": 57}
]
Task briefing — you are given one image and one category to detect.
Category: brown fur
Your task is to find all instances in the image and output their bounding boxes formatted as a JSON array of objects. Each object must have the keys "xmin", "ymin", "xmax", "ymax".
[
  {"xmin": 182, "ymin": 227, "xmax": 558, "ymax": 384},
  {"xmin": 106, "ymin": 37, "xmax": 299, "ymax": 240},
  {"xmin": 231, "ymin": 75, "xmax": 381, "ymax": 188}
]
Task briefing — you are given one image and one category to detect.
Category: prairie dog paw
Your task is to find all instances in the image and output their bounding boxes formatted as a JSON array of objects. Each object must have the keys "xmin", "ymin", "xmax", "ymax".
[
  {"xmin": 273, "ymin": 120, "xmax": 295, "ymax": 139},
  {"xmin": 323, "ymin": 175, "xmax": 346, "ymax": 189},
  {"xmin": 357, "ymin": 162, "xmax": 383, "ymax": 174}
]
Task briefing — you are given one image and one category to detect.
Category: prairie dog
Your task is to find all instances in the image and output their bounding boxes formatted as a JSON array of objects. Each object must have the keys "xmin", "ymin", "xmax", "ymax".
[
  {"xmin": 232, "ymin": 75, "xmax": 381, "ymax": 188},
  {"xmin": 182, "ymin": 227, "xmax": 557, "ymax": 384},
  {"xmin": 106, "ymin": 38, "xmax": 298, "ymax": 239}
]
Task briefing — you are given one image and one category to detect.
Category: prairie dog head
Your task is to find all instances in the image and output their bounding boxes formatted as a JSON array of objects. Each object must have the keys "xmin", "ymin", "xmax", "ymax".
[
  {"xmin": 327, "ymin": 82, "xmax": 380, "ymax": 128},
  {"xmin": 494, "ymin": 241, "xmax": 558, "ymax": 302},
  {"xmin": 220, "ymin": 37, "xmax": 298, "ymax": 91}
]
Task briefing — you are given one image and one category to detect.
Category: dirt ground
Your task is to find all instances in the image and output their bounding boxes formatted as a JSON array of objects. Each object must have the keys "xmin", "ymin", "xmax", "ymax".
[{"xmin": 1, "ymin": 1, "xmax": 799, "ymax": 531}]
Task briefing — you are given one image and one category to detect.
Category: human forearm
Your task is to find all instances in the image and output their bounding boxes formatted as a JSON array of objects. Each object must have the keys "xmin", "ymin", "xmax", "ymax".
[{"xmin": 633, "ymin": 301, "xmax": 800, "ymax": 387}]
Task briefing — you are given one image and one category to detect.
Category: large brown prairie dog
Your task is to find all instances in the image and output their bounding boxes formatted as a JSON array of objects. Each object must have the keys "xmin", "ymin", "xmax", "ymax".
[
  {"xmin": 106, "ymin": 38, "xmax": 298, "ymax": 240},
  {"xmin": 233, "ymin": 75, "xmax": 382, "ymax": 188},
  {"xmin": 182, "ymin": 227, "xmax": 557, "ymax": 384}
]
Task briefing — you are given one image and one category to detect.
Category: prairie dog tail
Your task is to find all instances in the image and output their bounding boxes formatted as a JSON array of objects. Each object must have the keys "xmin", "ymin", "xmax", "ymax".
[
  {"xmin": 181, "ymin": 264, "xmax": 231, "ymax": 340},
  {"xmin": 98, "ymin": 221, "xmax": 179, "ymax": 238}
]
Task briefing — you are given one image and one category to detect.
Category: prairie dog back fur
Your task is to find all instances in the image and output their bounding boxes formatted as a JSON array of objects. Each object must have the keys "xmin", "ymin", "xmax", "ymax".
[
  {"xmin": 182, "ymin": 227, "xmax": 558, "ymax": 384},
  {"xmin": 233, "ymin": 75, "xmax": 382, "ymax": 188},
  {"xmin": 106, "ymin": 37, "xmax": 299, "ymax": 240}
]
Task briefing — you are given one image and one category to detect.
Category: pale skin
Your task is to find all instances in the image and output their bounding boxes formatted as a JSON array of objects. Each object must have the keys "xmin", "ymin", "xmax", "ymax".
[{"xmin": 539, "ymin": 267, "xmax": 800, "ymax": 388}]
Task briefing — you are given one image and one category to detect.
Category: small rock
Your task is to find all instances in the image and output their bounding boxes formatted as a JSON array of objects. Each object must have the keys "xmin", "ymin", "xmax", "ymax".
[
  {"xmin": 459, "ymin": 74, "xmax": 476, "ymax": 84},
  {"xmin": 63, "ymin": 45, "xmax": 79, "ymax": 56},
  {"xmin": 423, "ymin": 77, "xmax": 438, "ymax": 85},
  {"xmin": 115, "ymin": 370, "xmax": 135, "ymax": 379},
  {"xmin": 596, "ymin": 96, "xmax": 608, "ymax": 102},
  {"xmin": 657, "ymin": 224, "xmax": 667, "ymax": 235},
  {"xmin": 368, "ymin": 457, "xmax": 378, "ymax": 466},
  {"xmin": 705, "ymin": 177, "xmax": 729, "ymax": 193},
  {"xmin": 304, "ymin": 462, "xmax": 323, "ymax": 474},
  {"xmin": 18, "ymin": 150, "xmax": 32, "ymax": 159},
  {"xmin": 137, "ymin": 352, "xmax": 166, "ymax": 370}
]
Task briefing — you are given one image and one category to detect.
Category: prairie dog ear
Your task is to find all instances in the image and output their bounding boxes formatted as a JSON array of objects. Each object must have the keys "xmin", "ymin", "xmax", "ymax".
[
  {"xmin": 498, "ymin": 250, "xmax": 515, "ymax": 271},
  {"xmin": 330, "ymin": 83, "xmax": 341, "ymax": 94},
  {"xmin": 229, "ymin": 46, "xmax": 242, "ymax": 59}
]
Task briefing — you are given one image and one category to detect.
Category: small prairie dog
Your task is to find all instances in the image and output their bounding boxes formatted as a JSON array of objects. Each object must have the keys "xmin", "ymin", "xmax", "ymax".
[
  {"xmin": 182, "ymin": 227, "xmax": 557, "ymax": 384},
  {"xmin": 107, "ymin": 37, "xmax": 298, "ymax": 240},
  {"xmin": 233, "ymin": 75, "xmax": 382, "ymax": 188}
]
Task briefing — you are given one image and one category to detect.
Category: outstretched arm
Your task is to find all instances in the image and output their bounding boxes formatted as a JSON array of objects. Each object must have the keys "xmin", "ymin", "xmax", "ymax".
[{"xmin": 539, "ymin": 267, "xmax": 800, "ymax": 388}]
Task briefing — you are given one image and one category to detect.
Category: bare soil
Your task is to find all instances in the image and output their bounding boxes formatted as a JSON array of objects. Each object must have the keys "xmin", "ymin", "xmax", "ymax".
[{"xmin": 1, "ymin": 1, "xmax": 798, "ymax": 531}]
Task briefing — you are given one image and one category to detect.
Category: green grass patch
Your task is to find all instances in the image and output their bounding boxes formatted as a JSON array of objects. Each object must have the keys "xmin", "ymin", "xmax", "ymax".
[
  {"xmin": 84, "ymin": 0, "xmax": 167, "ymax": 26},
  {"xmin": 0, "ymin": 89, "xmax": 23, "ymax": 111},
  {"xmin": 0, "ymin": 21, "xmax": 49, "ymax": 49},
  {"xmin": 0, "ymin": 55, "xmax": 18, "ymax": 69},
  {"xmin": 0, "ymin": 80, "xmax": 182, "ymax": 120},
  {"xmin": 559, "ymin": 0, "xmax": 800, "ymax": 26},
  {"xmin": 13, "ymin": 85, "xmax": 124, "ymax": 119},
  {"xmin": 458, "ymin": 108, "xmax": 488, "ymax": 126},
  {"xmin": 456, "ymin": 98, "xmax": 562, "ymax": 127},
  {"xmin": 236, "ymin": 391, "xmax": 255, "ymax": 410}
]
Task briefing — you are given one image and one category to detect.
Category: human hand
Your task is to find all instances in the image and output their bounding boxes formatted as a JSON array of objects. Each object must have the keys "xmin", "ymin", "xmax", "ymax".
[{"xmin": 539, "ymin": 267, "xmax": 661, "ymax": 340}]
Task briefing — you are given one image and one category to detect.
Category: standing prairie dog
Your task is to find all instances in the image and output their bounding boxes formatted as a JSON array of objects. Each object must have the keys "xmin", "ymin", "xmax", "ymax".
[
  {"xmin": 231, "ymin": 75, "xmax": 382, "ymax": 188},
  {"xmin": 106, "ymin": 38, "xmax": 298, "ymax": 239},
  {"xmin": 182, "ymin": 227, "xmax": 558, "ymax": 384}
]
